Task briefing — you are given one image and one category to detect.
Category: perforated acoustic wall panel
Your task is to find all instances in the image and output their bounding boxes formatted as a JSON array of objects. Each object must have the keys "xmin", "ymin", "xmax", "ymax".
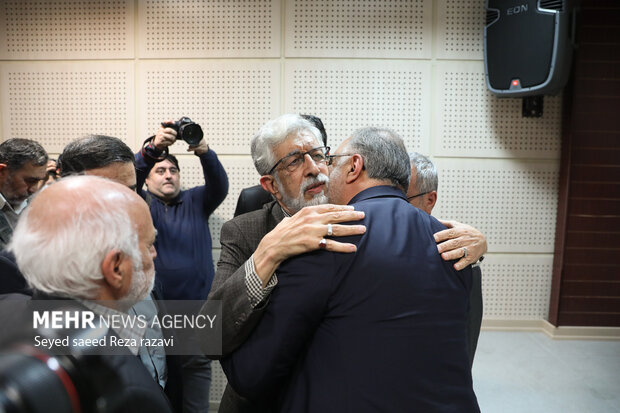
[
  {"xmin": 138, "ymin": 60, "xmax": 280, "ymax": 154},
  {"xmin": 481, "ymin": 254, "xmax": 553, "ymax": 320},
  {"xmin": 0, "ymin": 0, "xmax": 134, "ymax": 60},
  {"xmin": 211, "ymin": 361, "xmax": 227, "ymax": 407},
  {"xmin": 0, "ymin": 62, "xmax": 134, "ymax": 153},
  {"xmin": 285, "ymin": 60, "xmax": 431, "ymax": 151},
  {"xmin": 436, "ymin": 0, "xmax": 485, "ymax": 60},
  {"xmin": 285, "ymin": 0, "xmax": 432, "ymax": 58},
  {"xmin": 433, "ymin": 158, "xmax": 560, "ymax": 253},
  {"xmin": 434, "ymin": 62, "xmax": 562, "ymax": 158},
  {"xmin": 139, "ymin": 0, "xmax": 280, "ymax": 58}
]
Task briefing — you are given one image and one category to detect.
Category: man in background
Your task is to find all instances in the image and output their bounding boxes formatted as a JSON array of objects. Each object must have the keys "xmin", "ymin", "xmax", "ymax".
[
  {"xmin": 0, "ymin": 138, "xmax": 48, "ymax": 248},
  {"xmin": 58, "ymin": 134, "xmax": 137, "ymax": 189},
  {"xmin": 408, "ymin": 152, "xmax": 485, "ymax": 365},
  {"xmin": 136, "ymin": 121, "xmax": 228, "ymax": 302}
]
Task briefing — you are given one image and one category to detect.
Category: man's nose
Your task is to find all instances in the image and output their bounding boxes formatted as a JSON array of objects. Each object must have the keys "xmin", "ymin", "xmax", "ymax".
[{"xmin": 303, "ymin": 153, "xmax": 321, "ymax": 176}]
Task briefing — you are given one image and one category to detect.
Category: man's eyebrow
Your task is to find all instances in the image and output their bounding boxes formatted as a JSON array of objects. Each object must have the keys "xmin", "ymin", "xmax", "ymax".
[{"xmin": 282, "ymin": 149, "xmax": 304, "ymax": 158}]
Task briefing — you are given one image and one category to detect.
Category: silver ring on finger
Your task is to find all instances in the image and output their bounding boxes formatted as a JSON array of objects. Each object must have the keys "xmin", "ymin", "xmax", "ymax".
[
  {"xmin": 327, "ymin": 223, "xmax": 333, "ymax": 237},
  {"xmin": 319, "ymin": 238, "xmax": 327, "ymax": 249},
  {"xmin": 462, "ymin": 247, "xmax": 468, "ymax": 258}
]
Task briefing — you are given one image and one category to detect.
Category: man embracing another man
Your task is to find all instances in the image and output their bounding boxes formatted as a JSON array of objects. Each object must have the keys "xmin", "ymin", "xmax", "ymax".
[{"xmin": 220, "ymin": 125, "xmax": 480, "ymax": 412}]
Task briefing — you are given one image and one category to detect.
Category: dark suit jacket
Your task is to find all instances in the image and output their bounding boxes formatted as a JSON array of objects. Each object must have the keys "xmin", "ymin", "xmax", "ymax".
[
  {"xmin": 233, "ymin": 185, "xmax": 273, "ymax": 217},
  {"xmin": 0, "ymin": 292, "xmax": 173, "ymax": 413},
  {"xmin": 0, "ymin": 250, "xmax": 28, "ymax": 295},
  {"xmin": 0, "ymin": 211, "xmax": 13, "ymax": 250},
  {"xmin": 221, "ymin": 186, "xmax": 480, "ymax": 412}
]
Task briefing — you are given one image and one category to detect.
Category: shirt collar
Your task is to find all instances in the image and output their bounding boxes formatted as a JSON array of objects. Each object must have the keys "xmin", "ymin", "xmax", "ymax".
[
  {"xmin": 281, "ymin": 206, "xmax": 292, "ymax": 218},
  {"xmin": 348, "ymin": 185, "xmax": 407, "ymax": 205},
  {"xmin": 0, "ymin": 193, "xmax": 28, "ymax": 214},
  {"xmin": 79, "ymin": 300, "xmax": 146, "ymax": 356}
]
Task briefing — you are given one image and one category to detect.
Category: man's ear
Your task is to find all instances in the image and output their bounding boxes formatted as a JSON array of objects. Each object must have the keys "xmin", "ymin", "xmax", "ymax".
[
  {"xmin": 425, "ymin": 191, "xmax": 438, "ymax": 212},
  {"xmin": 345, "ymin": 154, "xmax": 365, "ymax": 184},
  {"xmin": 0, "ymin": 163, "xmax": 8, "ymax": 179},
  {"xmin": 100, "ymin": 249, "xmax": 125, "ymax": 291},
  {"xmin": 260, "ymin": 175, "xmax": 281, "ymax": 201}
]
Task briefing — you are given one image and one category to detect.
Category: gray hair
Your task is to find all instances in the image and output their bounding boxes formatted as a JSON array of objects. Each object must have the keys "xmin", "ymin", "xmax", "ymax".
[
  {"xmin": 345, "ymin": 127, "xmax": 410, "ymax": 191},
  {"xmin": 408, "ymin": 152, "xmax": 438, "ymax": 193},
  {"xmin": 251, "ymin": 114, "xmax": 323, "ymax": 175},
  {"xmin": 9, "ymin": 175, "xmax": 141, "ymax": 300},
  {"xmin": 0, "ymin": 138, "xmax": 48, "ymax": 170}
]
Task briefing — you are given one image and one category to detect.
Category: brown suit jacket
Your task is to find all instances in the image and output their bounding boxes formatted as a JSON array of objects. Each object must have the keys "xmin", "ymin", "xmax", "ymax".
[{"xmin": 206, "ymin": 201, "xmax": 284, "ymax": 356}]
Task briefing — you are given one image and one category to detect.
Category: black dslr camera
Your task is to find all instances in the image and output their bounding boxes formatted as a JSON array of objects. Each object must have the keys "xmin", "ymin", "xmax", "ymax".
[{"xmin": 162, "ymin": 117, "xmax": 203, "ymax": 146}]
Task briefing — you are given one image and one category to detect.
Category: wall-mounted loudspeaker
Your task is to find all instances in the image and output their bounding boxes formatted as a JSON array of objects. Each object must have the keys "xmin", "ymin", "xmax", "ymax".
[{"xmin": 484, "ymin": 0, "xmax": 577, "ymax": 97}]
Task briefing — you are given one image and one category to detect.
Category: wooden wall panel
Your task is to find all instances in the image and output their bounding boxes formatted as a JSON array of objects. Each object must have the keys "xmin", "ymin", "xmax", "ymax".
[{"xmin": 549, "ymin": 1, "xmax": 620, "ymax": 327}]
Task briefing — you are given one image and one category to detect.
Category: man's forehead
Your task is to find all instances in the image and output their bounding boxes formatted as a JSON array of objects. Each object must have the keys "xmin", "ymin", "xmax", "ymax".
[
  {"xmin": 154, "ymin": 159, "xmax": 177, "ymax": 169},
  {"xmin": 17, "ymin": 162, "xmax": 47, "ymax": 179},
  {"xmin": 277, "ymin": 131, "xmax": 322, "ymax": 155},
  {"xmin": 334, "ymin": 137, "xmax": 352, "ymax": 155}
]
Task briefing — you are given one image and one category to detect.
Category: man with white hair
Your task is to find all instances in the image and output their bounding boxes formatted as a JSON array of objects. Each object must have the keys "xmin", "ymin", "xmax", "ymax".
[
  {"xmin": 208, "ymin": 114, "xmax": 365, "ymax": 351},
  {"xmin": 7, "ymin": 175, "xmax": 172, "ymax": 412}
]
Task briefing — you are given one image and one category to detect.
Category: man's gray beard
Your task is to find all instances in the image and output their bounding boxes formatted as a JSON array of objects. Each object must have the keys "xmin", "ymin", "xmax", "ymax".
[
  {"xmin": 123, "ymin": 249, "xmax": 155, "ymax": 305},
  {"xmin": 275, "ymin": 173, "xmax": 329, "ymax": 214},
  {"xmin": 326, "ymin": 163, "xmax": 344, "ymax": 204}
]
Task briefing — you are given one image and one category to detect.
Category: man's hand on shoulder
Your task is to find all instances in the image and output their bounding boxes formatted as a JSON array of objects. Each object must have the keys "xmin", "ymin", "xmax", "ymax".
[
  {"xmin": 253, "ymin": 204, "xmax": 367, "ymax": 287},
  {"xmin": 434, "ymin": 220, "xmax": 487, "ymax": 271}
]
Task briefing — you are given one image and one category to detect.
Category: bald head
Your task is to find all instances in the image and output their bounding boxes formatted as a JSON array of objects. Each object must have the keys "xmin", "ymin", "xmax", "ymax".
[
  {"xmin": 10, "ymin": 175, "xmax": 156, "ymax": 306},
  {"xmin": 29, "ymin": 175, "xmax": 143, "ymax": 232}
]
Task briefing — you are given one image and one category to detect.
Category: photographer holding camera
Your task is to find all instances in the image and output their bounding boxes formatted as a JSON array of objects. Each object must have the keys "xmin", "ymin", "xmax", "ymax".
[{"xmin": 136, "ymin": 118, "xmax": 228, "ymax": 302}]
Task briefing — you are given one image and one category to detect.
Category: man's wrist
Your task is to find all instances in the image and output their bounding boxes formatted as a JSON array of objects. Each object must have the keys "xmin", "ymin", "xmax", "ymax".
[
  {"xmin": 253, "ymin": 238, "xmax": 283, "ymax": 286},
  {"xmin": 245, "ymin": 255, "xmax": 278, "ymax": 307},
  {"xmin": 194, "ymin": 144, "xmax": 210, "ymax": 156},
  {"xmin": 141, "ymin": 136, "xmax": 168, "ymax": 161}
]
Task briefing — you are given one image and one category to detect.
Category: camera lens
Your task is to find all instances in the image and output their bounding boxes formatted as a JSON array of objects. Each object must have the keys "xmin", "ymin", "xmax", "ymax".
[
  {"xmin": 0, "ymin": 353, "xmax": 74, "ymax": 413},
  {"xmin": 179, "ymin": 123, "xmax": 203, "ymax": 146}
]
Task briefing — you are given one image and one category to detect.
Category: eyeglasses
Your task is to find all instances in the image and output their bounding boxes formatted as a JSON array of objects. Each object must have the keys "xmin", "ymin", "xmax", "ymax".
[
  {"xmin": 267, "ymin": 146, "xmax": 330, "ymax": 175},
  {"xmin": 326, "ymin": 153, "xmax": 355, "ymax": 166},
  {"xmin": 406, "ymin": 191, "xmax": 429, "ymax": 200}
]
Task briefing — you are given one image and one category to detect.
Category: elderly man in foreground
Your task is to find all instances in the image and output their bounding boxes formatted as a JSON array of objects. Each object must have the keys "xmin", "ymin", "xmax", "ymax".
[{"xmin": 7, "ymin": 175, "xmax": 172, "ymax": 413}]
